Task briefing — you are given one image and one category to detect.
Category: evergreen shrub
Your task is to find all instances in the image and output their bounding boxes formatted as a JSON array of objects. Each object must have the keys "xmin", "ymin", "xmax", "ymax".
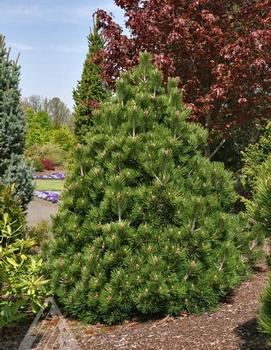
[
  {"xmin": 246, "ymin": 156, "xmax": 271, "ymax": 263},
  {"xmin": 247, "ymin": 157, "xmax": 271, "ymax": 339},
  {"xmin": 45, "ymin": 53, "xmax": 255, "ymax": 325},
  {"xmin": 241, "ymin": 122, "xmax": 271, "ymax": 193},
  {"xmin": 259, "ymin": 276, "xmax": 271, "ymax": 339},
  {"xmin": 0, "ymin": 35, "xmax": 33, "ymax": 206}
]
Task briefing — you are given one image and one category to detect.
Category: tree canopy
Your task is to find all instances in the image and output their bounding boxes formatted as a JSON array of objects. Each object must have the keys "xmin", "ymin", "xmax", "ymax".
[{"xmin": 97, "ymin": 1, "xmax": 271, "ymax": 138}]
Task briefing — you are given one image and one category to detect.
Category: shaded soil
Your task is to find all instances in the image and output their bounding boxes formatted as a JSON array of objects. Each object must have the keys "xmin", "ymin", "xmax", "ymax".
[
  {"xmin": 26, "ymin": 197, "xmax": 58, "ymax": 227},
  {"xmin": 1, "ymin": 268, "xmax": 270, "ymax": 349},
  {"xmin": 0, "ymin": 317, "xmax": 33, "ymax": 350}
]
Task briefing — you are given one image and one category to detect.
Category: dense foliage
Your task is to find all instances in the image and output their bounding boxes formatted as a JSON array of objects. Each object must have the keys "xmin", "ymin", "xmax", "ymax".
[
  {"xmin": 241, "ymin": 123, "xmax": 271, "ymax": 193},
  {"xmin": 73, "ymin": 17, "xmax": 109, "ymax": 141},
  {"xmin": 0, "ymin": 35, "xmax": 33, "ymax": 206},
  {"xmin": 246, "ymin": 156, "xmax": 271, "ymax": 246},
  {"xmin": 25, "ymin": 108, "xmax": 74, "ymax": 171},
  {"xmin": 26, "ymin": 109, "xmax": 53, "ymax": 147},
  {"xmin": 97, "ymin": 1, "xmax": 271, "ymax": 140},
  {"xmin": 22, "ymin": 95, "xmax": 71, "ymax": 127},
  {"xmin": 45, "ymin": 53, "xmax": 254, "ymax": 325},
  {"xmin": 0, "ymin": 185, "xmax": 25, "ymax": 234},
  {"xmin": 259, "ymin": 277, "xmax": 271, "ymax": 338},
  {"xmin": 50, "ymin": 126, "xmax": 75, "ymax": 153},
  {"xmin": 0, "ymin": 186, "xmax": 47, "ymax": 327},
  {"xmin": 244, "ymin": 155, "xmax": 271, "ymax": 346}
]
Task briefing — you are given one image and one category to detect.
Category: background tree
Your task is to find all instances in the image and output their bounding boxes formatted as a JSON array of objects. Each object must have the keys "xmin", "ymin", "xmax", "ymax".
[
  {"xmin": 47, "ymin": 97, "xmax": 71, "ymax": 128},
  {"xmin": 97, "ymin": 1, "xmax": 271, "ymax": 155},
  {"xmin": 44, "ymin": 53, "xmax": 255, "ymax": 325},
  {"xmin": 73, "ymin": 16, "xmax": 109, "ymax": 142},
  {"xmin": 0, "ymin": 35, "xmax": 33, "ymax": 206},
  {"xmin": 23, "ymin": 95, "xmax": 43, "ymax": 112},
  {"xmin": 22, "ymin": 95, "xmax": 71, "ymax": 127}
]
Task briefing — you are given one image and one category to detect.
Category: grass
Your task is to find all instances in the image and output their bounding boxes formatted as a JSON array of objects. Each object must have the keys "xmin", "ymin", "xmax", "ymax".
[{"xmin": 35, "ymin": 179, "xmax": 65, "ymax": 191}]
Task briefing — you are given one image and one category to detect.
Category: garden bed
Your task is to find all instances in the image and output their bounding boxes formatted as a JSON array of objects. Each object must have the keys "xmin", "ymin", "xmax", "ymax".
[
  {"xmin": 33, "ymin": 190, "xmax": 61, "ymax": 203},
  {"xmin": 1, "ymin": 267, "xmax": 269, "ymax": 350},
  {"xmin": 34, "ymin": 171, "xmax": 66, "ymax": 180},
  {"xmin": 33, "ymin": 171, "xmax": 65, "ymax": 203}
]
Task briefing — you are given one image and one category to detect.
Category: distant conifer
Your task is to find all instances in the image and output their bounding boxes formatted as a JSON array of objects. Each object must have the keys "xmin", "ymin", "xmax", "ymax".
[{"xmin": 73, "ymin": 16, "xmax": 109, "ymax": 142}]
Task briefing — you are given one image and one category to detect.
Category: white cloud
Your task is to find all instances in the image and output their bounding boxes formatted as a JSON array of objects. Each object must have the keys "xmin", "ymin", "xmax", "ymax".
[
  {"xmin": 47, "ymin": 45, "xmax": 86, "ymax": 53},
  {"xmin": 8, "ymin": 42, "xmax": 36, "ymax": 51},
  {"xmin": 7, "ymin": 42, "xmax": 85, "ymax": 53},
  {"xmin": 0, "ymin": 1, "xmax": 121, "ymax": 24}
]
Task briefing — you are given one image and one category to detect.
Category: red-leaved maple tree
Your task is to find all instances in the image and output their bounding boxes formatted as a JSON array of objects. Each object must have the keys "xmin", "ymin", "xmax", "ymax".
[{"xmin": 96, "ymin": 1, "xmax": 271, "ymax": 139}]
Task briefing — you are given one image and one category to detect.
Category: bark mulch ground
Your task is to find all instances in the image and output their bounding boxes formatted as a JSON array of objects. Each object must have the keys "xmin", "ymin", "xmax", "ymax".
[{"xmin": 1, "ymin": 267, "xmax": 270, "ymax": 350}]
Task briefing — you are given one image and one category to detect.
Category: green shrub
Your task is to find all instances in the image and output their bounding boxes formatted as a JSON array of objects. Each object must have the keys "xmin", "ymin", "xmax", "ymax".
[
  {"xmin": 259, "ymin": 276, "xmax": 271, "ymax": 339},
  {"xmin": 241, "ymin": 123, "xmax": 271, "ymax": 193},
  {"xmin": 31, "ymin": 156, "xmax": 44, "ymax": 172},
  {"xmin": 50, "ymin": 127, "xmax": 75, "ymax": 153},
  {"xmin": 0, "ymin": 187, "xmax": 48, "ymax": 327},
  {"xmin": 246, "ymin": 155, "xmax": 271, "ymax": 239},
  {"xmin": 0, "ymin": 185, "xmax": 25, "ymax": 233},
  {"xmin": 27, "ymin": 220, "xmax": 51, "ymax": 246},
  {"xmin": 25, "ymin": 143, "xmax": 42, "ymax": 158},
  {"xmin": 245, "ymin": 155, "xmax": 271, "ymax": 267},
  {"xmin": 249, "ymin": 156, "xmax": 271, "ymax": 340},
  {"xmin": 25, "ymin": 144, "xmax": 44, "ymax": 171},
  {"xmin": 40, "ymin": 143, "xmax": 66, "ymax": 166},
  {"xmin": 25, "ymin": 109, "xmax": 53, "ymax": 147},
  {"xmin": 45, "ymin": 53, "xmax": 254, "ymax": 325}
]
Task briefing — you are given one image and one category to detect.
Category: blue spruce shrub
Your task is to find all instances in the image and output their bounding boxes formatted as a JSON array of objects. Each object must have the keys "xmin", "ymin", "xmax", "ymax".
[{"xmin": 0, "ymin": 35, "xmax": 33, "ymax": 206}]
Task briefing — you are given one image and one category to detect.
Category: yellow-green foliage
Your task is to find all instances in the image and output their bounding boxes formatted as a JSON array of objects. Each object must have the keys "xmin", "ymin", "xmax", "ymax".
[
  {"xmin": 246, "ymin": 155, "xmax": 271, "ymax": 240},
  {"xmin": 40, "ymin": 143, "xmax": 66, "ymax": 166},
  {"xmin": 0, "ymin": 185, "xmax": 25, "ymax": 233},
  {"xmin": 50, "ymin": 126, "xmax": 75, "ymax": 153},
  {"xmin": 0, "ymin": 191, "xmax": 48, "ymax": 327},
  {"xmin": 242, "ymin": 123, "xmax": 271, "ymax": 193},
  {"xmin": 25, "ymin": 109, "xmax": 53, "ymax": 147},
  {"xmin": 259, "ymin": 276, "xmax": 271, "ymax": 338}
]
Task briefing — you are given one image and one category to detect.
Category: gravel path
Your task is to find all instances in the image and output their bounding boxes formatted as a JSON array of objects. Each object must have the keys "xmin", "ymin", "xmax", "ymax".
[{"xmin": 26, "ymin": 197, "xmax": 58, "ymax": 227}]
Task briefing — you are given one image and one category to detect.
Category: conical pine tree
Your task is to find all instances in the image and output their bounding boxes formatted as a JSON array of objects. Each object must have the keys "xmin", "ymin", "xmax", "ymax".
[
  {"xmin": 0, "ymin": 35, "xmax": 33, "ymax": 206},
  {"xmin": 73, "ymin": 16, "xmax": 109, "ymax": 142},
  {"xmin": 45, "ymin": 53, "xmax": 253, "ymax": 325}
]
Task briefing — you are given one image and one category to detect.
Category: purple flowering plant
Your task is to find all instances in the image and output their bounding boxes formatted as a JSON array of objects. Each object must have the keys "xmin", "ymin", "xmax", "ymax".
[
  {"xmin": 33, "ymin": 191, "xmax": 61, "ymax": 203},
  {"xmin": 33, "ymin": 172, "xmax": 65, "ymax": 180}
]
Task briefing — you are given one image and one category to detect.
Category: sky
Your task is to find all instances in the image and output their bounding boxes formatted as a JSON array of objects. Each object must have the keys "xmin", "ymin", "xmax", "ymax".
[{"xmin": 1, "ymin": 0, "xmax": 125, "ymax": 110}]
